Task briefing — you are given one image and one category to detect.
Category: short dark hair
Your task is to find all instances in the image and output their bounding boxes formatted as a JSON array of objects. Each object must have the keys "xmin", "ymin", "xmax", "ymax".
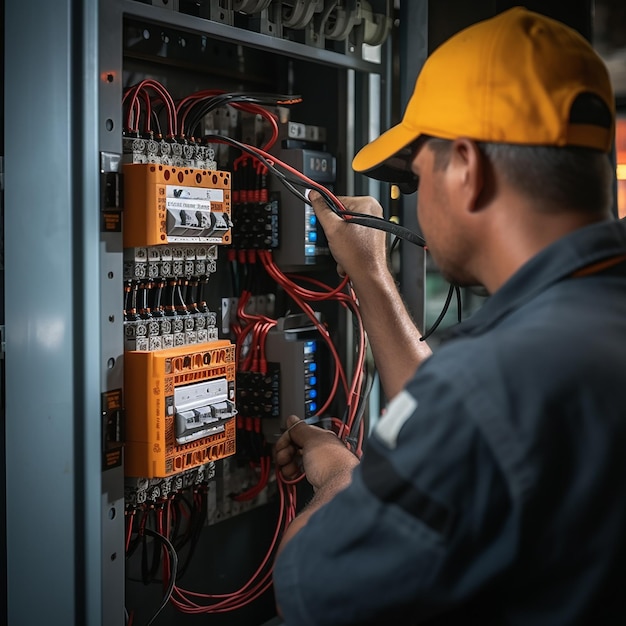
[{"xmin": 426, "ymin": 139, "xmax": 614, "ymax": 214}]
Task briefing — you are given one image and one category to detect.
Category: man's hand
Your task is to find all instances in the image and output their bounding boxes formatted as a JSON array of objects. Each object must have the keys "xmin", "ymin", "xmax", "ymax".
[
  {"xmin": 274, "ymin": 415, "xmax": 360, "ymax": 561},
  {"xmin": 309, "ymin": 191, "xmax": 389, "ymax": 287},
  {"xmin": 275, "ymin": 415, "xmax": 359, "ymax": 492}
]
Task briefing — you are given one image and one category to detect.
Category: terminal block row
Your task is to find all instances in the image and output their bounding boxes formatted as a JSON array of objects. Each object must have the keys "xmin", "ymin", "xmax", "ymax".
[
  {"xmin": 231, "ymin": 198, "xmax": 279, "ymax": 250},
  {"xmin": 124, "ymin": 244, "xmax": 218, "ymax": 280},
  {"xmin": 236, "ymin": 366, "xmax": 280, "ymax": 419},
  {"xmin": 123, "ymin": 135, "xmax": 217, "ymax": 170}
]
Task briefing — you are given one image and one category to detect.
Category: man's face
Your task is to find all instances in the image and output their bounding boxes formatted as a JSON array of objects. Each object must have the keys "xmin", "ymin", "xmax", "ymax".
[{"xmin": 411, "ymin": 140, "xmax": 477, "ymax": 287}]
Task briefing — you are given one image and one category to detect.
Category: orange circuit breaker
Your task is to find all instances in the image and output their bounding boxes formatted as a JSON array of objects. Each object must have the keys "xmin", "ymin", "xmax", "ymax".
[
  {"xmin": 124, "ymin": 340, "xmax": 237, "ymax": 478},
  {"xmin": 123, "ymin": 163, "xmax": 232, "ymax": 248}
]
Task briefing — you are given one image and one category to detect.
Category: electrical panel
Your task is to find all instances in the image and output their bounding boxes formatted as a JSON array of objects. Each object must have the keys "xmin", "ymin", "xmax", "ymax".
[
  {"xmin": 103, "ymin": 1, "xmax": 391, "ymax": 624},
  {"xmin": 112, "ymin": 1, "xmax": 390, "ymax": 616}
]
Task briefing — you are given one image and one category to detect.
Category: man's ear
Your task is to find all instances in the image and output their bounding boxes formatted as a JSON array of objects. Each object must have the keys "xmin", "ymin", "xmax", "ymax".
[{"xmin": 448, "ymin": 138, "xmax": 486, "ymax": 213}]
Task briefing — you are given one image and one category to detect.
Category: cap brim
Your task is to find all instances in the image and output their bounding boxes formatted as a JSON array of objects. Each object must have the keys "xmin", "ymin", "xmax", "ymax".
[{"xmin": 351, "ymin": 122, "xmax": 420, "ymax": 184}]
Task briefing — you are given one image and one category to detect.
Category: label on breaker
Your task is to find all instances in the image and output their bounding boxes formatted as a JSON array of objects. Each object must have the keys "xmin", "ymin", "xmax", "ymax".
[
  {"xmin": 165, "ymin": 184, "xmax": 224, "ymax": 203},
  {"xmin": 165, "ymin": 184, "xmax": 228, "ymax": 243}
]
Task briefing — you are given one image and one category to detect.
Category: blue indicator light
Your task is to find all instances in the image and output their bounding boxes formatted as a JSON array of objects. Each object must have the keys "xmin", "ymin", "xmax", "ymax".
[
  {"xmin": 305, "ymin": 245, "xmax": 316, "ymax": 256},
  {"xmin": 309, "ymin": 402, "xmax": 318, "ymax": 413},
  {"xmin": 309, "ymin": 362, "xmax": 317, "ymax": 372},
  {"xmin": 309, "ymin": 215, "xmax": 317, "ymax": 226},
  {"xmin": 309, "ymin": 376, "xmax": 317, "ymax": 386},
  {"xmin": 309, "ymin": 389, "xmax": 318, "ymax": 399},
  {"xmin": 306, "ymin": 341, "xmax": 317, "ymax": 352},
  {"xmin": 308, "ymin": 231, "xmax": 318, "ymax": 243}
]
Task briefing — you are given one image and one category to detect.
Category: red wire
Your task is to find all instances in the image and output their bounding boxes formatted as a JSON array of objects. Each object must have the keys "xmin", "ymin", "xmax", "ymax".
[
  {"xmin": 257, "ymin": 321, "xmax": 274, "ymax": 374},
  {"xmin": 125, "ymin": 509, "xmax": 135, "ymax": 552},
  {"xmin": 232, "ymin": 455, "xmax": 271, "ymax": 502},
  {"xmin": 259, "ymin": 252, "xmax": 367, "ymax": 443},
  {"xmin": 167, "ymin": 465, "xmax": 295, "ymax": 613},
  {"xmin": 124, "ymin": 79, "xmax": 177, "ymax": 136},
  {"xmin": 259, "ymin": 251, "xmax": 350, "ymax": 402},
  {"xmin": 140, "ymin": 90, "xmax": 152, "ymax": 134}
]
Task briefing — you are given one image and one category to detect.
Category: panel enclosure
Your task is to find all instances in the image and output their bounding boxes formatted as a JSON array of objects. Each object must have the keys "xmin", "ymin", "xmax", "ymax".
[{"xmin": 112, "ymin": 2, "xmax": 393, "ymax": 625}]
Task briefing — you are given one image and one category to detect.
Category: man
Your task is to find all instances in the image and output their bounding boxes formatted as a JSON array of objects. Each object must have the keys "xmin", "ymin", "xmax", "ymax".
[{"xmin": 273, "ymin": 7, "xmax": 626, "ymax": 625}]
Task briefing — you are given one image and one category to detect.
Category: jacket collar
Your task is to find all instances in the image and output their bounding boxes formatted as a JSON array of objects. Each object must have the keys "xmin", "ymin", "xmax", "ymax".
[{"xmin": 442, "ymin": 218, "xmax": 626, "ymax": 341}]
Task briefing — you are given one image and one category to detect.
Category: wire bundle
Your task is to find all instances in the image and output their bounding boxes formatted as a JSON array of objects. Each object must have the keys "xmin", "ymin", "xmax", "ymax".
[
  {"xmin": 206, "ymin": 132, "xmax": 460, "ymax": 338},
  {"xmin": 123, "ymin": 78, "xmax": 179, "ymax": 138},
  {"xmin": 122, "ymin": 81, "xmax": 300, "ymax": 148},
  {"xmin": 125, "ymin": 471, "xmax": 297, "ymax": 623},
  {"xmin": 259, "ymin": 252, "xmax": 367, "ymax": 452},
  {"xmin": 176, "ymin": 90, "xmax": 301, "ymax": 144},
  {"xmin": 125, "ymin": 481, "xmax": 208, "ymax": 625}
]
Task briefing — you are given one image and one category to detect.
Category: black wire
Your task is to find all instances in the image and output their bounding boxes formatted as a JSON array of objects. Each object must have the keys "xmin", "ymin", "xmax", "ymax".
[
  {"xmin": 420, "ymin": 282, "xmax": 455, "ymax": 342},
  {"xmin": 198, "ymin": 275, "xmax": 210, "ymax": 310},
  {"xmin": 186, "ymin": 92, "xmax": 301, "ymax": 138},
  {"xmin": 229, "ymin": 256, "xmax": 239, "ymax": 295},
  {"xmin": 175, "ymin": 489, "xmax": 205, "ymax": 579},
  {"xmin": 341, "ymin": 213, "xmax": 426, "ymax": 247},
  {"xmin": 455, "ymin": 286, "xmax": 463, "ymax": 323},
  {"xmin": 142, "ymin": 527, "xmax": 178, "ymax": 626},
  {"xmin": 151, "ymin": 103, "xmax": 163, "ymax": 137},
  {"xmin": 185, "ymin": 93, "xmax": 239, "ymax": 137},
  {"xmin": 346, "ymin": 361, "xmax": 374, "ymax": 451},
  {"xmin": 140, "ymin": 513, "xmax": 163, "ymax": 584}
]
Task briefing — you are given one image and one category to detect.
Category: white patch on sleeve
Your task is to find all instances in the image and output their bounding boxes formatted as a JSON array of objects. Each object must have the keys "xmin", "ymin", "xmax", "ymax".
[{"xmin": 374, "ymin": 390, "xmax": 418, "ymax": 449}]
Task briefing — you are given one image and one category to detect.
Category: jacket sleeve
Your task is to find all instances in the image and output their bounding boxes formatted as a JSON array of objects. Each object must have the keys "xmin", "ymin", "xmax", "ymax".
[{"xmin": 273, "ymin": 360, "xmax": 514, "ymax": 626}]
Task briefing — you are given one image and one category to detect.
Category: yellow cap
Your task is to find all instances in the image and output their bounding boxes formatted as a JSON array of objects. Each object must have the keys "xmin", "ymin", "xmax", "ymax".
[{"xmin": 352, "ymin": 7, "xmax": 615, "ymax": 184}]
